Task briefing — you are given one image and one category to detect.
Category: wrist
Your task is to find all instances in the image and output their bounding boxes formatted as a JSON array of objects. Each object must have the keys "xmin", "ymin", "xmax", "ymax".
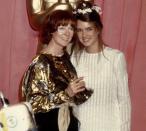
[{"xmin": 65, "ymin": 88, "xmax": 74, "ymax": 97}]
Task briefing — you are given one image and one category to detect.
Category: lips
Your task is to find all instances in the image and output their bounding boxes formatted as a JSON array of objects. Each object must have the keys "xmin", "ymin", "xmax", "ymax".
[
  {"xmin": 62, "ymin": 38, "xmax": 70, "ymax": 42},
  {"xmin": 83, "ymin": 39, "xmax": 89, "ymax": 42},
  {"xmin": 82, "ymin": 38, "xmax": 90, "ymax": 43},
  {"xmin": 61, "ymin": 36, "xmax": 71, "ymax": 42}
]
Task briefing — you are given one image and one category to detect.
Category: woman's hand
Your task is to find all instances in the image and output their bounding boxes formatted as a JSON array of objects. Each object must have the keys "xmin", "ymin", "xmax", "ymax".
[{"xmin": 65, "ymin": 77, "xmax": 85, "ymax": 97}]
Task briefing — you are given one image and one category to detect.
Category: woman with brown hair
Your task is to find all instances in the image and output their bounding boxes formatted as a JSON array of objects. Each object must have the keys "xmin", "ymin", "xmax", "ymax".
[
  {"xmin": 71, "ymin": 1, "xmax": 131, "ymax": 131},
  {"xmin": 22, "ymin": 10, "xmax": 92, "ymax": 131}
]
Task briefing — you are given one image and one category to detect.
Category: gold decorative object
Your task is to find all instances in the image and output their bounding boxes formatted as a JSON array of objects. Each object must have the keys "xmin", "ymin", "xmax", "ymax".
[{"xmin": 26, "ymin": 0, "xmax": 93, "ymax": 30}]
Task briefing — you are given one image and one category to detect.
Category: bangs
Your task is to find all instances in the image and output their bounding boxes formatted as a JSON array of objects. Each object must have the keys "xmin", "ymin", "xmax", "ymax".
[
  {"xmin": 40, "ymin": 10, "xmax": 76, "ymax": 44},
  {"xmin": 56, "ymin": 19, "xmax": 76, "ymax": 29},
  {"xmin": 50, "ymin": 10, "xmax": 76, "ymax": 31}
]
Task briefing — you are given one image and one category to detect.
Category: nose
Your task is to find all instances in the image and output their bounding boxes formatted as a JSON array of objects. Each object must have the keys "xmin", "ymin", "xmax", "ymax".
[
  {"xmin": 81, "ymin": 30, "xmax": 86, "ymax": 38},
  {"xmin": 62, "ymin": 28, "xmax": 69, "ymax": 36}
]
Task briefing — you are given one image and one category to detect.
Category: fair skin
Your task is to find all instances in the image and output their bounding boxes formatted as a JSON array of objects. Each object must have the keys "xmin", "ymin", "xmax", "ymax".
[
  {"xmin": 41, "ymin": 24, "xmax": 85, "ymax": 97},
  {"xmin": 77, "ymin": 20, "xmax": 100, "ymax": 53},
  {"xmin": 42, "ymin": 24, "xmax": 74, "ymax": 56}
]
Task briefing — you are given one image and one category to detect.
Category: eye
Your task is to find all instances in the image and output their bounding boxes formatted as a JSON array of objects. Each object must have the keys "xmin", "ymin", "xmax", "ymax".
[
  {"xmin": 68, "ymin": 26, "xmax": 74, "ymax": 31},
  {"xmin": 86, "ymin": 27, "xmax": 94, "ymax": 32},
  {"xmin": 58, "ymin": 26, "xmax": 66, "ymax": 32},
  {"xmin": 77, "ymin": 28, "xmax": 82, "ymax": 32}
]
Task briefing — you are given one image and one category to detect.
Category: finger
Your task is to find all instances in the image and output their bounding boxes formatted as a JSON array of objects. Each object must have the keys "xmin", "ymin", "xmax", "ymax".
[
  {"xmin": 75, "ymin": 81, "xmax": 85, "ymax": 88},
  {"xmin": 69, "ymin": 85, "xmax": 84, "ymax": 94},
  {"xmin": 73, "ymin": 77, "xmax": 84, "ymax": 83},
  {"xmin": 76, "ymin": 87, "xmax": 85, "ymax": 93},
  {"xmin": 79, "ymin": 81, "xmax": 85, "ymax": 86},
  {"xmin": 75, "ymin": 84, "xmax": 85, "ymax": 91}
]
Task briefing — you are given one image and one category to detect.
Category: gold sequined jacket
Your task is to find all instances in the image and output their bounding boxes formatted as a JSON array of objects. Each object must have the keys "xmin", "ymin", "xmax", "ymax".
[{"xmin": 22, "ymin": 52, "xmax": 92, "ymax": 113}]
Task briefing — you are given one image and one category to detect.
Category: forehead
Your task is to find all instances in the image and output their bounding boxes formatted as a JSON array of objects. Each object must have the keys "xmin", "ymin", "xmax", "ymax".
[
  {"xmin": 58, "ymin": 23, "xmax": 72, "ymax": 27},
  {"xmin": 57, "ymin": 19, "xmax": 75, "ymax": 27},
  {"xmin": 77, "ymin": 20, "xmax": 95, "ymax": 29}
]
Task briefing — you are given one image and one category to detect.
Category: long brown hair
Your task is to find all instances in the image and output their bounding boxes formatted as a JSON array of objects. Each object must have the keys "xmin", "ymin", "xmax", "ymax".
[{"xmin": 71, "ymin": 1, "xmax": 105, "ymax": 57}]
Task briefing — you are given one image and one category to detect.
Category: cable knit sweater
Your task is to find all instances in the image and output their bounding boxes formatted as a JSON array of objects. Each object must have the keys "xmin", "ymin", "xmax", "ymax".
[{"xmin": 71, "ymin": 47, "xmax": 131, "ymax": 131}]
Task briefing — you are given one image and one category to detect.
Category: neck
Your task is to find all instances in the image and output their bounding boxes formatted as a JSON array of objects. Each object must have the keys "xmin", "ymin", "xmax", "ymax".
[
  {"xmin": 85, "ymin": 47, "xmax": 100, "ymax": 53},
  {"xmin": 85, "ymin": 41, "xmax": 101, "ymax": 53},
  {"xmin": 41, "ymin": 40, "xmax": 64, "ymax": 56}
]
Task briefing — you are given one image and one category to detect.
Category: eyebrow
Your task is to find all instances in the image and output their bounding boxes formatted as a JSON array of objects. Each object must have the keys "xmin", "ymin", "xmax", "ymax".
[{"xmin": 77, "ymin": 26, "xmax": 95, "ymax": 29}]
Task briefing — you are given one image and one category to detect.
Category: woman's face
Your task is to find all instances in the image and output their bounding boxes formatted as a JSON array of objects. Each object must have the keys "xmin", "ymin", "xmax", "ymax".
[
  {"xmin": 52, "ymin": 24, "xmax": 74, "ymax": 48},
  {"xmin": 77, "ymin": 20, "xmax": 99, "ymax": 49}
]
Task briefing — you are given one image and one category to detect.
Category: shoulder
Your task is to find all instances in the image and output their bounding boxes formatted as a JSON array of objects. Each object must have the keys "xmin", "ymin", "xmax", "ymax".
[
  {"xmin": 102, "ymin": 47, "xmax": 126, "ymax": 67},
  {"xmin": 104, "ymin": 47, "xmax": 124, "ymax": 55},
  {"xmin": 28, "ymin": 54, "xmax": 49, "ymax": 69},
  {"xmin": 104, "ymin": 46, "xmax": 125, "ymax": 60}
]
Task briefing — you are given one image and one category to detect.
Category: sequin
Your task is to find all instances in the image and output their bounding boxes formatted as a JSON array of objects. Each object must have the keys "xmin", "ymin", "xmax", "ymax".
[{"xmin": 22, "ymin": 52, "xmax": 92, "ymax": 113}]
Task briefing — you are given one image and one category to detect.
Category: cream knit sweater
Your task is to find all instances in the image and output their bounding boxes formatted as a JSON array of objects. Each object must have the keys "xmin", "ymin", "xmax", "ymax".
[{"xmin": 71, "ymin": 47, "xmax": 131, "ymax": 131}]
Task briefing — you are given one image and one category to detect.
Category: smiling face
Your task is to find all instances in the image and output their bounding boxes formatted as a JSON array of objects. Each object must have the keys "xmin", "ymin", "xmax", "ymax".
[
  {"xmin": 52, "ymin": 24, "xmax": 74, "ymax": 48},
  {"xmin": 77, "ymin": 20, "xmax": 99, "ymax": 50}
]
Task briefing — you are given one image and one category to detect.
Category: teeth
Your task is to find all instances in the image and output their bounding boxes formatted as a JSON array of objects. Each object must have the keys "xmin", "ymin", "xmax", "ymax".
[
  {"xmin": 62, "ymin": 38, "xmax": 70, "ymax": 41},
  {"xmin": 83, "ymin": 38, "xmax": 89, "ymax": 41},
  {"xmin": 83, "ymin": 40, "xmax": 89, "ymax": 42}
]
